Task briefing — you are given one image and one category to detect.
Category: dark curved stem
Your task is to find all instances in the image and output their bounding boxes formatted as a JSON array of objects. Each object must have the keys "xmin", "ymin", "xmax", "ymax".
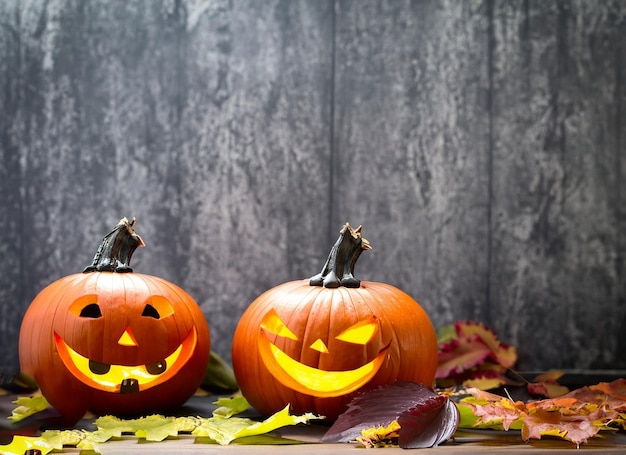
[
  {"xmin": 83, "ymin": 217, "xmax": 145, "ymax": 273},
  {"xmin": 310, "ymin": 223, "xmax": 371, "ymax": 288}
]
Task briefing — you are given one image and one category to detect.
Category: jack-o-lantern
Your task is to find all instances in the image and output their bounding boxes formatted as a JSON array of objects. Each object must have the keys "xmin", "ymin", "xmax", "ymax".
[
  {"xmin": 19, "ymin": 218, "xmax": 210, "ymax": 424},
  {"xmin": 232, "ymin": 223, "xmax": 437, "ymax": 421}
]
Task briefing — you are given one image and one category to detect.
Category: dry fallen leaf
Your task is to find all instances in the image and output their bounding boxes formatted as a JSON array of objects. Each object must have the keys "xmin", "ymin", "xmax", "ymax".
[
  {"xmin": 436, "ymin": 321, "xmax": 518, "ymax": 390},
  {"xmin": 458, "ymin": 378, "xmax": 626, "ymax": 447}
]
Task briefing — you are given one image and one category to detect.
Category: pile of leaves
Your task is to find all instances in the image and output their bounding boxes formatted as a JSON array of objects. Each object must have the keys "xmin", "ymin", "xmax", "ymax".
[
  {"xmin": 1, "ymin": 396, "xmax": 322, "ymax": 454},
  {"xmin": 436, "ymin": 321, "xmax": 518, "ymax": 390},
  {"xmin": 458, "ymin": 379, "xmax": 626, "ymax": 447}
]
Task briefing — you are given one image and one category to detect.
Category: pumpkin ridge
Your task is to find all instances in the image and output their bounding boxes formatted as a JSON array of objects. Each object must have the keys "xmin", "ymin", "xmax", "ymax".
[
  {"xmin": 140, "ymin": 273, "xmax": 195, "ymax": 340},
  {"xmin": 366, "ymin": 282, "xmax": 437, "ymax": 382},
  {"xmin": 344, "ymin": 286, "xmax": 380, "ymax": 363},
  {"xmin": 356, "ymin": 283, "xmax": 404, "ymax": 383},
  {"xmin": 55, "ymin": 275, "xmax": 96, "ymax": 360},
  {"xmin": 299, "ymin": 288, "xmax": 330, "ymax": 369}
]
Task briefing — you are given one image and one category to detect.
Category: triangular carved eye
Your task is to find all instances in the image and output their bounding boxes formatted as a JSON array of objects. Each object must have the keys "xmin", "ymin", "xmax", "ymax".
[
  {"xmin": 79, "ymin": 303, "xmax": 102, "ymax": 318},
  {"xmin": 260, "ymin": 309, "xmax": 298, "ymax": 340},
  {"xmin": 336, "ymin": 317, "xmax": 379, "ymax": 345},
  {"xmin": 142, "ymin": 304, "xmax": 160, "ymax": 319}
]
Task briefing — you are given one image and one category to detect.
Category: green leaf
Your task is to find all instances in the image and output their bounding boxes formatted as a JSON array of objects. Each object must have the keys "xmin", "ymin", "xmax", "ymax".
[
  {"xmin": 8, "ymin": 395, "xmax": 50, "ymax": 422},
  {"xmin": 40, "ymin": 429, "xmax": 85, "ymax": 448},
  {"xmin": 456, "ymin": 401, "xmax": 479, "ymax": 428},
  {"xmin": 193, "ymin": 415, "xmax": 257, "ymax": 444},
  {"xmin": 212, "ymin": 395, "xmax": 250, "ymax": 417},
  {"xmin": 436, "ymin": 324, "xmax": 457, "ymax": 344},
  {"xmin": 92, "ymin": 414, "xmax": 197, "ymax": 442},
  {"xmin": 202, "ymin": 351, "xmax": 239, "ymax": 393},
  {"xmin": 194, "ymin": 404, "xmax": 322, "ymax": 445},
  {"xmin": 233, "ymin": 405, "xmax": 321, "ymax": 441},
  {"xmin": 2, "ymin": 400, "xmax": 322, "ymax": 451}
]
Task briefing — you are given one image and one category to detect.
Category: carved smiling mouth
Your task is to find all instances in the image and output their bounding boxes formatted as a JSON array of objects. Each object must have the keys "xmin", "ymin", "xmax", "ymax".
[
  {"xmin": 259, "ymin": 339, "xmax": 389, "ymax": 397},
  {"xmin": 257, "ymin": 310, "xmax": 388, "ymax": 397},
  {"xmin": 54, "ymin": 329, "xmax": 197, "ymax": 393}
]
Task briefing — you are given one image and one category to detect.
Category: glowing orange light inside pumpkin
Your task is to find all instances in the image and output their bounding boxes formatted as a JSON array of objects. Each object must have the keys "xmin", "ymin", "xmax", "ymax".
[
  {"xmin": 117, "ymin": 327, "xmax": 138, "ymax": 346},
  {"xmin": 54, "ymin": 328, "xmax": 199, "ymax": 392},
  {"xmin": 258, "ymin": 310, "xmax": 388, "ymax": 397}
]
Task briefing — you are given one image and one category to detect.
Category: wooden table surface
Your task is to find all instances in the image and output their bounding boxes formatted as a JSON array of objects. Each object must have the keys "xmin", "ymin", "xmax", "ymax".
[{"xmin": 2, "ymin": 391, "xmax": 626, "ymax": 454}]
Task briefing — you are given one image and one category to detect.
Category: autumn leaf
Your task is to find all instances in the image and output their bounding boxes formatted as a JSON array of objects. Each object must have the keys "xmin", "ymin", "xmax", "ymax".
[
  {"xmin": 0, "ymin": 435, "xmax": 55, "ymax": 455},
  {"xmin": 0, "ymin": 430, "xmax": 85, "ymax": 455},
  {"xmin": 456, "ymin": 321, "xmax": 517, "ymax": 368},
  {"xmin": 193, "ymin": 404, "xmax": 321, "ymax": 445},
  {"xmin": 590, "ymin": 379, "xmax": 626, "ymax": 401},
  {"xmin": 436, "ymin": 321, "xmax": 518, "ymax": 390},
  {"xmin": 212, "ymin": 395, "xmax": 251, "ymax": 417},
  {"xmin": 527, "ymin": 381, "xmax": 569, "ymax": 398},
  {"xmin": 526, "ymin": 370, "xmax": 569, "ymax": 398},
  {"xmin": 40, "ymin": 430, "xmax": 86, "ymax": 450},
  {"xmin": 201, "ymin": 350, "xmax": 239, "ymax": 393},
  {"xmin": 90, "ymin": 414, "xmax": 197, "ymax": 443},
  {"xmin": 436, "ymin": 335, "xmax": 492, "ymax": 378},
  {"xmin": 463, "ymin": 373, "xmax": 512, "ymax": 392},
  {"xmin": 458, "ymin": 388, "xmax": 525, "ymax": 431},
  {"xmin": 8, "ymin": 395, "xmax": 50, "ymax": 422},
  {"xmin": 0, "ymin": 396, "xmax": 322, "ymax": 453}
]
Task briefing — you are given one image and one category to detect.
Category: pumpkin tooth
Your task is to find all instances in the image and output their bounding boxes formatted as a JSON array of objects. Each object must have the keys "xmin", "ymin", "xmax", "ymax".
[{"xmin": 120, "ymin": 378, "xmax": 140, "ymax": 394}]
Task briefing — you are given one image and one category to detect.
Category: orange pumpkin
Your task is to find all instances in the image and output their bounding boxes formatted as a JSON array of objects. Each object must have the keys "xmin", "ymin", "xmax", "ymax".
[
  {"xmin": 19, "ymin": 217, "xmax": 210, "ymax": 423},
  {"xmin": 232, "ymin": 223, "xmax": 437, "ymax": 421}
]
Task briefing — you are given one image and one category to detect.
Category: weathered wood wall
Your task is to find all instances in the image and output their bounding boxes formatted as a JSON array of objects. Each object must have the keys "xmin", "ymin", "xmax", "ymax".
[{"xmin": 1, "ymin": 0, "xmax": 624, "ymax": 374}]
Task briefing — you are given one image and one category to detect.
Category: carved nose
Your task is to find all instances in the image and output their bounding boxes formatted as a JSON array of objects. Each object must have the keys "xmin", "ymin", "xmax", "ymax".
[
  {"xmin": 118, "ymin": 327, "xmax": 138, "ymax": 346},
  {"xmin": 309, "ymin": 338, "xmax": 329, "ymax": 353}
]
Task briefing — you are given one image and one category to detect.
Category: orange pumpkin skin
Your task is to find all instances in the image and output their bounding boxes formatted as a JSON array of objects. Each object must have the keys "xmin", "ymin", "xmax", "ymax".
[
  {"xmin": 18, "ymin": 218, "xmax": 210, "ymax": 423},
  {"xmin": 232, "ymin": 225, "xmax": 437, "ymax": 421}
]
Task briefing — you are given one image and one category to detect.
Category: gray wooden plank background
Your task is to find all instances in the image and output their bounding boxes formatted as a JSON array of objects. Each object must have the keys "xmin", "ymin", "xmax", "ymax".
[{"xmin": 1, "ymin": 0, "xmax": 624, "ymax": 375}]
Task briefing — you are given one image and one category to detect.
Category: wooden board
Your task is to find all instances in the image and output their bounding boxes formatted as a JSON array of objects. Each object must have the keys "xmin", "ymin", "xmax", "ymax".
[
  {"xmin": 0, "ymin": 0, "xmax": 624, "ymax": 372},
  {"xmin": 489, "ymin": 0, "xmax": 626, "ymax": 369}
]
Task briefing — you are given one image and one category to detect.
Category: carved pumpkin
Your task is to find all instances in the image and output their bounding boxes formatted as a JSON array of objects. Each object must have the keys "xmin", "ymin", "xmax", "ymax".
[
  {"xmin": 232, "ymin": 223, "xmax": 437, "ymax": 421},
  {"xmin": 19, "ymin": 218, "xmax": 210, "ymax": 423}
]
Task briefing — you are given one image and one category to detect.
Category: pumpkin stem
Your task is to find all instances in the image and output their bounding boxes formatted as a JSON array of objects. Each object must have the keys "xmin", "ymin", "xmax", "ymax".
[
  {"xmin": 83, "ymin": 217, "xmax": 146, "ymax": 273},
  {"xmin": 310, "ymin": 223, "xmax": 372, "ymax": 288}
]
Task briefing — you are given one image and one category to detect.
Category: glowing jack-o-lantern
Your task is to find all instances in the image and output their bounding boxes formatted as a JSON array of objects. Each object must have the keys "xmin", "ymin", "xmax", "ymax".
[
  {"xmin": 19, "ymin": 218, "xmax": 210, "ymax": 423},
  {"xmin": 232, "ymin": 223, "xmax": 437, "ymax": 421}
]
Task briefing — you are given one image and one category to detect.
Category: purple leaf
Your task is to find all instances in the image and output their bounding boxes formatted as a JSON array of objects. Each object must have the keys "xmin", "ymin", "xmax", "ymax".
[
  {"xmin": 398, "ymin": 399, "xmax": 459, "ymax": 448},
  {"xmin": 321, "ymin": 382, "xmax": 459, "ymax": 448}
]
